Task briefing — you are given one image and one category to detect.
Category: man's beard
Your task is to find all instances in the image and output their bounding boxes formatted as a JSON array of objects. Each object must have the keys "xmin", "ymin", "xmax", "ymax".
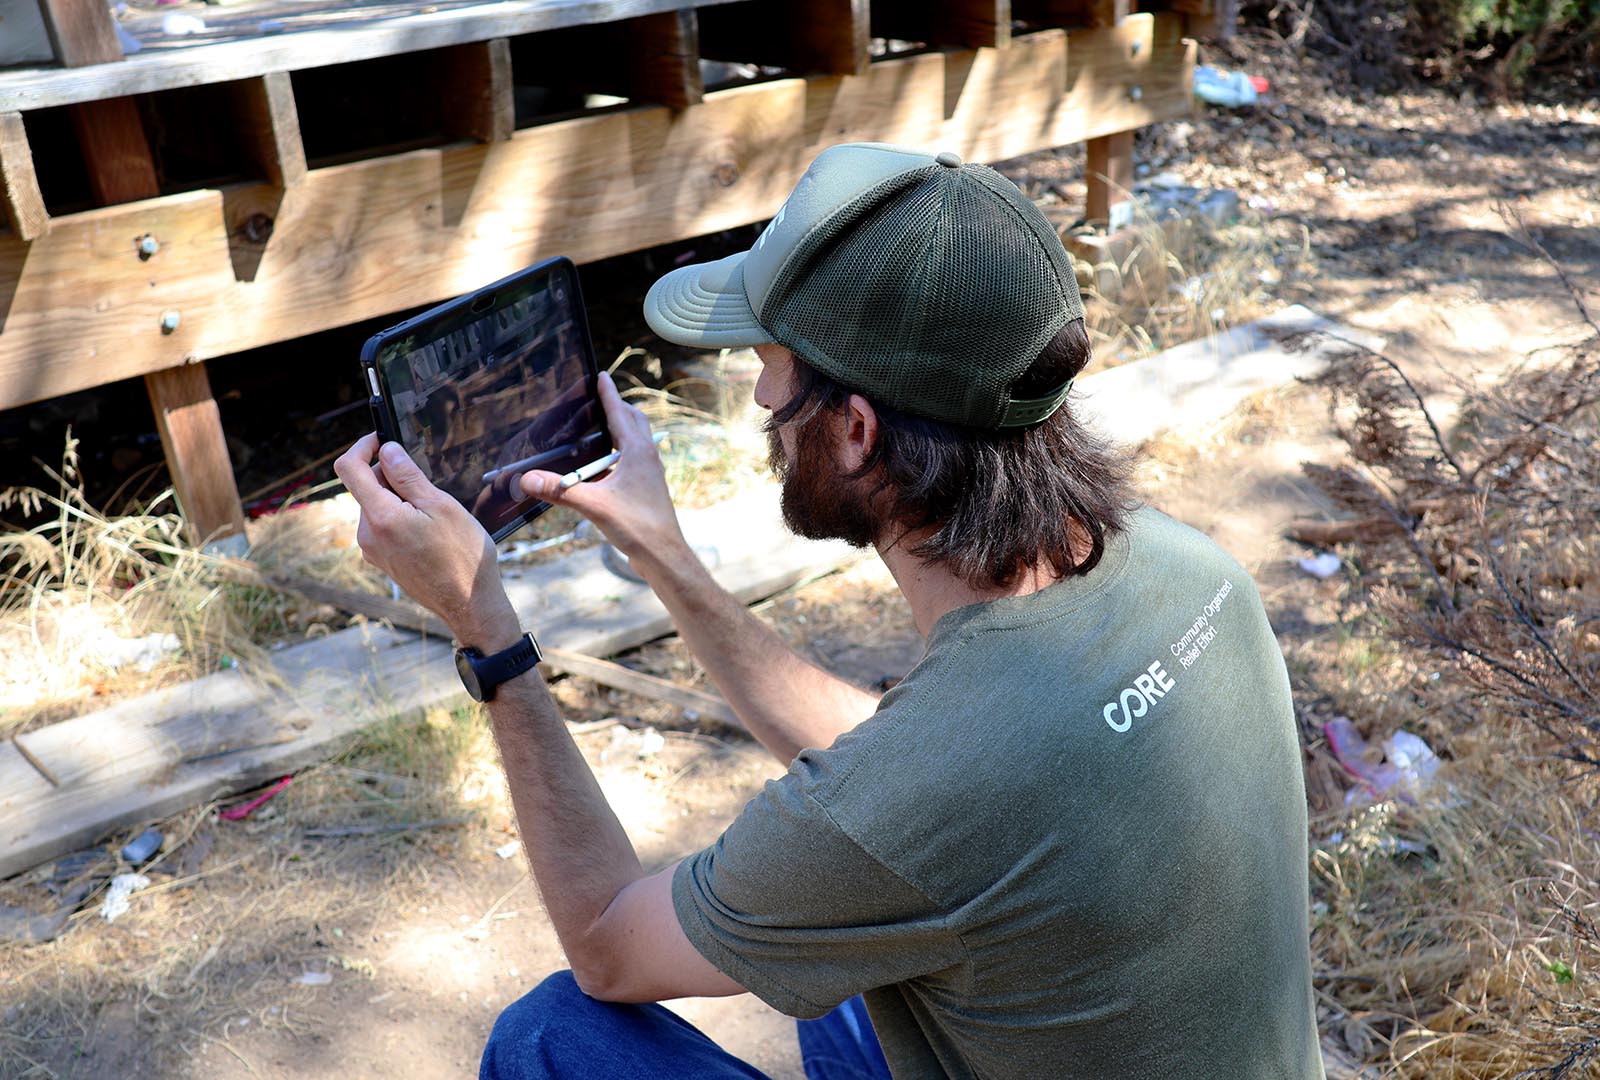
[{"xmin": 767, "ymin": 423, "xmax": 879, "ymax": 549}]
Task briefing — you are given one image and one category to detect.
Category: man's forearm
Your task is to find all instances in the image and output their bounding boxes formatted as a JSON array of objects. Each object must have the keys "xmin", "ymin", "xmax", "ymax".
[
  {"xmin": 468, "ymin": 614, "xmax": 645, "ymax": 975},
  {"xmin": 630, "ymin": 537, "xmax": 881, "ymax": 763}
]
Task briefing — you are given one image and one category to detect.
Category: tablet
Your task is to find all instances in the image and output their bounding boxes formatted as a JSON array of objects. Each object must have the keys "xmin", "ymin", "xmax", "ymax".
[{"xmin": 360, "ymin": 257, "xmax": 610, "ymax": 542}]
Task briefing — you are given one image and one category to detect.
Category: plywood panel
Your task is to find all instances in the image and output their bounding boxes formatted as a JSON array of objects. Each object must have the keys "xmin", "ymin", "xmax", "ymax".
[{"xmin": 37, "ymin": 0, "xmax": 122, "ymax": 67}]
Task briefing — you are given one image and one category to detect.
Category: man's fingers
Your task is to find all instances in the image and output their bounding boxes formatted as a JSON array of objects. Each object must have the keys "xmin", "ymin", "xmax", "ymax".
[
  {"xmin": 596, "ymin": 371, "xmax": 654, "ymax": 449},
  {"xmin": 378, "ymin": 442, "xmax": 440, "ymax": 507},
  {"xmin": 335, "ymin": 434, "xmax": 398, "ymax": 510}
]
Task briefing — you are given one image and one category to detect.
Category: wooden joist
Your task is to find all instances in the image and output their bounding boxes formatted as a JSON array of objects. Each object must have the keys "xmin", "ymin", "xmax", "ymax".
[
  {"xmin": 1014, "ymin": 0, "xmax": 1132, "ymax": 27},
  {"xmin": 229, "ymin": 72, "xmax": 308, "ymax": 189},
  {"xmin": 510, "ymin": 10, "xmax": 704, "ymax": 111},
  {"xmin": 0, "ymin": 113, "xmax": 49, "ymax": 241},
  {"xmin": 0, "ymin": 14, "xmax": 1194, "ymax": 414},
  {"xmin": 872, "ymin": 0, "xmax": 1013, "ymax": 50},
  {"xmin": 441, "ymin": 38, "xmax": 515, "ymax": 143},
  {"xmin": 699, "ymin": 0, "xmax": 870, "ymax": 76}
]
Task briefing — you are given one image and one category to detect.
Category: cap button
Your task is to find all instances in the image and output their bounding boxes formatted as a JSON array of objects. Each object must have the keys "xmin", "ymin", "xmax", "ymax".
[{"xmin": 934, "ymin": 151, "xmax": 963, "ymax": 168}]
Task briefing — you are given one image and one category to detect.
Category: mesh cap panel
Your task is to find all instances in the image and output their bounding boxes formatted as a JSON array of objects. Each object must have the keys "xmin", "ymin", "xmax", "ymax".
[{"xmin": 761, "ymin": 162, "xmax": 1084, "ymax": 429}]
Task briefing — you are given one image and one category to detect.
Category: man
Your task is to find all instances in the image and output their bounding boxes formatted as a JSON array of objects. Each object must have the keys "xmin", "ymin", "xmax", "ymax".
[{"xmin": 336, "ymin": 143, "xmax": 1322, "ymax": 1079}]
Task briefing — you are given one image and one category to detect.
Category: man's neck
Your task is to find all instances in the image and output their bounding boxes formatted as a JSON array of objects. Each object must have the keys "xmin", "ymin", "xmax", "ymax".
[{"xmin": 876, "ymin": 536, "xmax": 1064, "ymax": 639}]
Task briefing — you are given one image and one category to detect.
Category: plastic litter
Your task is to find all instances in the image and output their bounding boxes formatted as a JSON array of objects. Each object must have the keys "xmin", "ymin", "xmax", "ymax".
[
  {"xmin": 295, "ymin": 971, "xmax": 333, "ymax": 986},
  {"xmin": 1298, "ymin": 552, "xmax": 1341, "ymax": 579},
  {"xmin": 120, "ymin": 828, "xmax": 163, "ymax": 864},
  {"xmin": 99, "ymin": 873, "xmax": 151, "ymax": 922},
  {"xmin": 161, "ymin": 12, "xmax": 206, "ymax": 34},
  {"xmin": 1325, "ymin": 717, "xmax": 1439, "ymax": 804},
  {"xmin": 114, "ymin": 22, "xmax": 143, "ymax": 54},
  {"xmin": 1193, "ymin": 65, "xmax": 1269, "ymax": 108},
  {"xmin": 495, "ymin": 840, "xmax": 522, "ymax": 860},
  {"xmin": 219, "ymin": 776, "xmax": 292, "ymax": 821}
]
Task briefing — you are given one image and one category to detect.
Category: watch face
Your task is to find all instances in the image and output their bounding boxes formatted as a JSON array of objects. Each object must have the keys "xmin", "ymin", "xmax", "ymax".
[{"xmin": 455, "ymin": 649, "xmax": 484, "ymax": 701}]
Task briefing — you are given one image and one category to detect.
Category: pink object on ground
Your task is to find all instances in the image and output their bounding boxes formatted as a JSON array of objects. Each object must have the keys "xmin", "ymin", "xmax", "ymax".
[{"xmin": 219, "ymin": 776, "xmax": 292, "ymax": 820}]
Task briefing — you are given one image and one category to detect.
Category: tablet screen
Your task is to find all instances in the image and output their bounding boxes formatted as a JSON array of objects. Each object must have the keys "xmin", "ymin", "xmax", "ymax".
[{"xmin": 370, "ymin": 262, "xmax": 606, "ymax": 540}]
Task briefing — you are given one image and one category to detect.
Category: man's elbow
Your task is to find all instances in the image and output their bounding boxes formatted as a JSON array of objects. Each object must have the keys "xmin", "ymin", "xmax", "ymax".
[{"xmin": 566, "ymin": 929, "xmax": 635, "ymax": 1002}]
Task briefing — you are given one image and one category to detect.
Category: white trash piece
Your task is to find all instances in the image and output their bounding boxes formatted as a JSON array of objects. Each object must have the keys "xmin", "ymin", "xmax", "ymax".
[
  {"xmin": 1298, "ymin": 552, "xmax": 1341, "ymax": 579},
  {"xmin": 99, "ymin": 873, "xmax": 151, "ymax": 922},
  {"xmin": 161, "ymin": 12, "xmax": 206, "ymax": 35},
  {"xmin": 1193, "ymin": 65, "xmax": 1262, "ymax": 108},
  {"xmin": 296, "ymin": 971, "xmax": 333, "ymax": 986}
]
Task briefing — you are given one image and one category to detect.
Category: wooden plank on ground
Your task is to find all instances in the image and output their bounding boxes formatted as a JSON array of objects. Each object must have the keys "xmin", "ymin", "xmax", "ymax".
[
  {"xmin": 872, "ymin": 0, "xmax": 1011, "ymax": 49},
  {"xmin": 0, "ymin": 485, "xmax": 854, "ymax": 879},
  {"xmin": 0, "ymin": 113, "xmax": 49, "ymax": 241},
  {"xmin": 0, "ymin": 0, "xmax": 753, "ymax": 112},
  {"xmin": 229, "ymin": 72, "xmax": 307, "ymax": 188},
  {"xmin": 36, "ymin": 0, "xmax": 122, "ymax": 67},
  {"xmin": 0, "ymin": 16, "xmax": 1194, "ymax": 410},
  {"xmin": 441, "ymin": 38, "xmax": 514, "ymax": 143}
]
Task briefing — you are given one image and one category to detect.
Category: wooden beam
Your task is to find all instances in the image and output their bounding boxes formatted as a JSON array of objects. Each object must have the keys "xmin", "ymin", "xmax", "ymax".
[
  {"xmin": 0, "ymin": 15, "xmax": 1195, "ymax": 411},
  {"xmin": 0, "ymin": 113, "xmax": 49, "ymax": 241},
  {"xmin": 1085, "ymin": 130, "xmax": 1134, "ymax": 226},
  {"xmin": 145, "ymin": 364, "xmax": 248, "ymax": 542},
  {"xmin": 699, "ymin": 0, "xmax": 869, "ymax": 76},
  {"xmin": 66, "ymin": 89, "xmax": 247, "ymax": 542},
  {"xmin": 872, "ymin": 0, "xmax": 1012, "ymax": 49},
  {"xmin": 230, "ymin": 72, "xmax": 307, "ymax": 188},
  {"xmin": 441, "ymin": 38, "xmax": 515, "ymax": 143},
  {"xmin": 36, "ymin": 0, "xmax": 122, "ymax": 67},
  {"xmin": 512, "ymin": 10, "xmax": 704, "ymax": 111}
]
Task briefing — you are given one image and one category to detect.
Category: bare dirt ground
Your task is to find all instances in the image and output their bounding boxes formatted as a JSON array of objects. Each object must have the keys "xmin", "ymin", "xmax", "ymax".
[{"xmin": 3, "ymin": 36, "xmax": 1598, "ymax": 1080}]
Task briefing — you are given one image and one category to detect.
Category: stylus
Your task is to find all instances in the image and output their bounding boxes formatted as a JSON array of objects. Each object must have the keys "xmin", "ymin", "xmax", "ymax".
[
  {"xmin": 559, "ymin": 432, "xmax": 667, "ymax": 489},
  {"xmin": 482, "ymin": 430, "xmax": 607, "ymax": 485}
]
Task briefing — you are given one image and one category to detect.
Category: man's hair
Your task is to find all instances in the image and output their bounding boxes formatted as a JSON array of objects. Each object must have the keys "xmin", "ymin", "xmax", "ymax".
[{"xmin": 769, "ymin": 318, "xmax": 1139, "ymax": 591}]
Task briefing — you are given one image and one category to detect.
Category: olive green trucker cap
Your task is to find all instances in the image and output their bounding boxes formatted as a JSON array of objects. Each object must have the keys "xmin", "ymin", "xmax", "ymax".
[{"xmin": 644, "ymin": 142, "xmax": 1086, "ymax": 429}]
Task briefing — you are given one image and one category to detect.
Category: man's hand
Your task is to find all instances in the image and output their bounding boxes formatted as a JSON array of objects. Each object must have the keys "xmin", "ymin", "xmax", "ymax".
[
  {"xmin": 334, "ymin": 434, "xmax": 518, "ymax": 649},
  {"xmin": 516, "ymin": 371, "xmax": 688, "ymax": 564}
]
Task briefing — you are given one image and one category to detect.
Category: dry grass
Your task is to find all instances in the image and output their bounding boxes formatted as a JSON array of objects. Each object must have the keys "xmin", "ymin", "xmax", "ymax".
[
  {"xmin": 1065, "ymin": 196, "xmax": 1316, "ymax": 365},
  {"xmin": 1299, "ymin": 270, "xmax": 1600, "ymax": 1077}
]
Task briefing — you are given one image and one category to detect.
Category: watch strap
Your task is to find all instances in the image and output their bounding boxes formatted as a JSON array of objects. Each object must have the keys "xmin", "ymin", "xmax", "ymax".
[{"xmin": 463, "ymin": 632, "xmax": 543, "ymax": 702}]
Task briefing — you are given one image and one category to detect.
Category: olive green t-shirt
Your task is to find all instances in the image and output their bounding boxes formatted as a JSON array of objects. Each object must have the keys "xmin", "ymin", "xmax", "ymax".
[{"xmin": 672, "ymin": 507, "xmax": 1322, "ymax": 1079}]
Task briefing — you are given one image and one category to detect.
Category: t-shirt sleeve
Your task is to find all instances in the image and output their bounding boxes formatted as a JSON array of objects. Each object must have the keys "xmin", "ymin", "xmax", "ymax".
[{"xmin": 672, "ymin": 763, "xmax": 965, "ymax": 1020}]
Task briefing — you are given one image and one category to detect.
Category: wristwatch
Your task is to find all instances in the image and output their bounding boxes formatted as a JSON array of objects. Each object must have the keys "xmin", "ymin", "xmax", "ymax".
[{"xmin": 455, "ymin": 632, "xmax": 543, "ymax": 703}]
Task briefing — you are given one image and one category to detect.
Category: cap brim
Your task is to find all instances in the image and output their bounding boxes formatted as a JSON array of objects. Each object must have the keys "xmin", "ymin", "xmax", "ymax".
[{"xmin": 643, "ymin": 252, "xmax": 775, "ymax": 348}]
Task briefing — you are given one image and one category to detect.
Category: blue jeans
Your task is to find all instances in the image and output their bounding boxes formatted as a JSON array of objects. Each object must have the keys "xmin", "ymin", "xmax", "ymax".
[{"xmin": 480, "ymin": 970, "xmax": 891, "ymax": 1080}]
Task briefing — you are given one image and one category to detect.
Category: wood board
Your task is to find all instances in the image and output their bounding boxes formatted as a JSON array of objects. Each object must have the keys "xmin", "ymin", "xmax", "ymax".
[
  {"xmin": 0, "ymin": 14, "xmax": 1194, "ymax": 412},
  {"xmin": 0, "ymin": 485, "xmax": 855, "ymax": 880}
]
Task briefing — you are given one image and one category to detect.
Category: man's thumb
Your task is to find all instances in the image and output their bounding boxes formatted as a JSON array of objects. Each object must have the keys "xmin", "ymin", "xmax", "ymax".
[
  {"xmin": 379, "ymin": 442, "xmax": 435, "ymax": 502},
  {"xmin": 518, "ymin": 469, "xmax": 569, "ymax": 505}
]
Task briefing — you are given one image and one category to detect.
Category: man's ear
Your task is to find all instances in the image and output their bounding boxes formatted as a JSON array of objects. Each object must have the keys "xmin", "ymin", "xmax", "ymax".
[{"xmin": 838, "ymin": 393, "xmax": 880, "ymax": 472}]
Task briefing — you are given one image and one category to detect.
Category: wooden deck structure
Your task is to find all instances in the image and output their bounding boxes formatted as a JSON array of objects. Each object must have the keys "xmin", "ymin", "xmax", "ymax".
[{"xmin": 0, "ymin": 0, "xmax": 1220, "ymax": 539}]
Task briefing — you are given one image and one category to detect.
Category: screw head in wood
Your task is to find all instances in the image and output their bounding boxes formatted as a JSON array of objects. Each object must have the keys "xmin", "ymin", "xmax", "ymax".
[
  {"xmin": 137, "ymin": 234, "xmax": 160, "ymax": 259},
  {"xmin": 160, "ymin": 310, "xmax": 182, "ymax": 334},
  {"xmin": 1129, "ymin": 85, "xmax": 1144, "ymax": 102}
]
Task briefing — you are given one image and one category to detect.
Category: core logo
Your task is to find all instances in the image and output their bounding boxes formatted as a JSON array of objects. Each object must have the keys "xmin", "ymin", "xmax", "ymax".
[{"xmin": 1102, "ymin": 661, "xmax": 1176, "ymax": 733}]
